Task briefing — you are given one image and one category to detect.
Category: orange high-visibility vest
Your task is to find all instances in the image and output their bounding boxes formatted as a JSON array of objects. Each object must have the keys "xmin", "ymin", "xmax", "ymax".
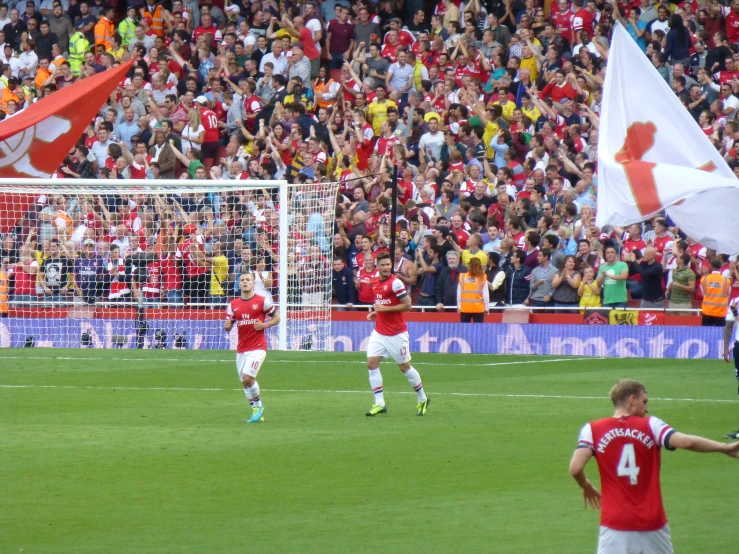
[
  {"xmin": 0, "ymin": 87, "xmax": 19, "ymax": 113},
  {"xmin": 94, "ymin": 17, "xmax": 115, "ymax": 48},
  {"xmin": 458, "ymin": 273, "xmax": 486, "ymax": 313},
  {"xmin": 140, "ymin": 5, "xmax": 164, "ymax": 37},
  {"xmin": 0, "ymin": 269, "xmax": 8, "ymax": 314},
  {"xmin": 314, "ymin": 78, "xmax": 337, "ymax": 109},
  {"xmin": 701, "ymin": 272, "xmax": 731, "ymax": 317}
]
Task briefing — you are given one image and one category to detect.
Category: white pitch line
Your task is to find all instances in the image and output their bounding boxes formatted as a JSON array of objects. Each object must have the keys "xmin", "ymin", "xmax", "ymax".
[
  {"xmin": 0, "ymin": 355, "xmax": 598, "ymax": 367},
  {"xmin": 0, "ymin": 383, "xmax": 735, "ymax": 403}
]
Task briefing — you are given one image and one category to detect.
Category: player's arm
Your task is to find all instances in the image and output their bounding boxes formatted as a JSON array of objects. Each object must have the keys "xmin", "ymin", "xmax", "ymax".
[
  {"xmin": 254, "ymin": 309, "xmax": 280, "ymax": 331},
  {"xmin": 569, "ymin": 447, "xmax": 601, "ymax": 510},
  {"xmin": 667, "ymin": 432, "xmax": 739, "ymax": 457},
  {"xmin": 224, "ymin": 303, "xmax": 234, "ymax": 331}
]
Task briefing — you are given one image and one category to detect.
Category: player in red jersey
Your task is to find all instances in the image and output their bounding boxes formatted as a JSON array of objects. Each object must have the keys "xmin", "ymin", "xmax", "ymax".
[
  {"xmin": 570, "ymin": 379, "xmax": 739, "ymax": 553},
  {"xmin": 365, "ymin": 252, "xmax": 429, "ymax": 417},
  {"xmin": 224, "ymin": 272, "xmax": 280, "ymax": 424},
  {"xmin": 197, "ymin": 96, "xmax": 220, "ymax": 160}
]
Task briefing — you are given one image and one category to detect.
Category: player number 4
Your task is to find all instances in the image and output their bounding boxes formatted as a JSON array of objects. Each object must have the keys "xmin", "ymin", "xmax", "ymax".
[{"xmin": 617, "ymin": 444, "xmax": 640, "ymax": 485}]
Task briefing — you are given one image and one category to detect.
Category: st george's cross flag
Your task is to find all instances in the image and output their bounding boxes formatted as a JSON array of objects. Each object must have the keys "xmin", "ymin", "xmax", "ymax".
[
  {"xmin": 0, "ymin": 59, "xmax": 135, "ymax": 234},
  {"xmin": 596, "ymin": 24, "xmax": 739, "ymax": 254}
]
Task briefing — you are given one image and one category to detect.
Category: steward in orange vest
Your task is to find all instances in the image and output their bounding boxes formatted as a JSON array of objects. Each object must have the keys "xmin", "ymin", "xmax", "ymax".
[
  {"xmin": 701, "ymin": 258, "xmax": 731, "ymax": 327},
  {"xmin": 140, "ymin": 3, "xmax": 165, "ymax": 37},
  {"xmin": 94, "ymin": 8, "xmax": 115, "ymax": 49},
  {"xmin": 457, "ymin": 258, "xmax": 489, "ymax": 323}
]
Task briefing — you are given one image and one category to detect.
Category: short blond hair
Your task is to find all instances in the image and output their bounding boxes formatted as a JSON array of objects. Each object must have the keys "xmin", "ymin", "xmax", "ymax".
[{"xmin": 609, "ymin": 379, "xmax": 646, "ymax": 407}]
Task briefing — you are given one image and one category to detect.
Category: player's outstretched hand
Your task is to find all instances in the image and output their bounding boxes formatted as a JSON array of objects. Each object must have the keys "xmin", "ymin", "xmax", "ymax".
[
  {"xmin": 724, "ymin": 442, "xmax": 739, "ymax": 458},
  {"xmin": 253, "ymin": 322, "xmax": 266, "ymax": 331},
  {"xmin": 724, "ymin": 348, "xmax": 731, "ymax": 363},
  {"xmin": 367, "ymin": 310, "xmax": 376, "ymax": 321},
  {"xmin": 583, "ymin": 483, "xmax": 601, "ymax": 510}
]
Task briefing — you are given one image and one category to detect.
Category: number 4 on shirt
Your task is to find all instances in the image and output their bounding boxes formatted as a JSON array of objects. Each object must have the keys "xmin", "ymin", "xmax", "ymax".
[{"xmin": 617, "ymin": 443, "xmax": 640, "ymax": 485}]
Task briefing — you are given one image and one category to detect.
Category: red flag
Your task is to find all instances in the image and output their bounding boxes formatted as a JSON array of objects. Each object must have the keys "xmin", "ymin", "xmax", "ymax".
[{"xmin": 0, "ymin": 60, "xmax": 135, "ymax": 233}]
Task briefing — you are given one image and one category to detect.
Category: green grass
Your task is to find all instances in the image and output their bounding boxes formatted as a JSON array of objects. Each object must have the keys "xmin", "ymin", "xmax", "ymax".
[{"xmin": 1, "ymin": 349, "xmax": 737, "ymax": 553}]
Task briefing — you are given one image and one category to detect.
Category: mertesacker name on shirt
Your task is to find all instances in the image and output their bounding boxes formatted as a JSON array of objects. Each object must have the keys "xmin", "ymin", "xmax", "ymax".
[{"xmin": 597, "ymin": 428, "xmax": 655, "ymax": 454}]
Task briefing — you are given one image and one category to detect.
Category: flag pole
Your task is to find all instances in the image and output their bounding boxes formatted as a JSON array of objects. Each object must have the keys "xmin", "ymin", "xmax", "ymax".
[{"xmin": 389, "ymin": 160, "xmax": 398, "ymax": 274}]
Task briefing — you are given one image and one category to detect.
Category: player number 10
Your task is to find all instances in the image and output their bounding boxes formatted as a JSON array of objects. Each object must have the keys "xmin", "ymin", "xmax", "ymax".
[{"xmin": 617, "ymin": 443, "xmax": 640, "ymax": 485}]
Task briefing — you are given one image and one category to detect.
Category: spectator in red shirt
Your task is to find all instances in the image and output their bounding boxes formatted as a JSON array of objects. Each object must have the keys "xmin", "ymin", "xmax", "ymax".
[{"xmin": 539, "ymin": 70, "xmax": 577, "ymax": 103}]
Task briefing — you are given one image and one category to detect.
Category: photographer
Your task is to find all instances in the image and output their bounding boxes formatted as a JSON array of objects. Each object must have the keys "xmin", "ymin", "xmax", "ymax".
[{"xmin": 624, "ymin": 246, "xmax": 665, "ymax": 309}]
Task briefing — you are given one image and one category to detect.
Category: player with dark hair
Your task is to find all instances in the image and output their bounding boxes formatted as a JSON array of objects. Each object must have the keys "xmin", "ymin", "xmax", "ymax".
[
  {"xmin": 570, "ymin": 379, "xmax": 739, "ymax": 553},
  {"xmin": 365, "ymin": 251, "xmax": 429, "ymax": 417},
  {"xmin": 224, "ymin": 272, "xmax": 280, "ymax": 423}
]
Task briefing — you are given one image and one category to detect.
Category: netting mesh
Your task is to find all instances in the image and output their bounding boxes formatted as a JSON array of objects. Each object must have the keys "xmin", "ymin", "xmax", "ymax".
[{"xmin": 0, "ymin": 180, "xmax": 339, "ymax": 351}]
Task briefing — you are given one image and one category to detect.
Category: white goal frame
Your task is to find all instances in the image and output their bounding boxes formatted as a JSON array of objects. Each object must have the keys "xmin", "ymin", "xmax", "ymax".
[{"xmin": 0, "ymin": 178, "xmax": 338, "ymax": 351}]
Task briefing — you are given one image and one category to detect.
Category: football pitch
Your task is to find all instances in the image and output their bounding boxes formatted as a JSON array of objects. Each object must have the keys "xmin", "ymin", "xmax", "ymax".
[{"xmin": 1, "ymin": 349, "xmax": 737, "ymax": 553}]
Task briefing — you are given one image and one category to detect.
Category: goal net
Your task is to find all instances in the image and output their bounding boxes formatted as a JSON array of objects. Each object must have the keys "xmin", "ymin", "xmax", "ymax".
[{"xmin": 0, "ymin": 178, "xmax": 339, "ymax": 351}]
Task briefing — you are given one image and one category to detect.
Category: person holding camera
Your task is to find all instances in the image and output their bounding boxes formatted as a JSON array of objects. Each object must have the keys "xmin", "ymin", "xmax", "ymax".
[{"xmin": 624, "ymin": 246, "xmax": 665, "ymax": 309}]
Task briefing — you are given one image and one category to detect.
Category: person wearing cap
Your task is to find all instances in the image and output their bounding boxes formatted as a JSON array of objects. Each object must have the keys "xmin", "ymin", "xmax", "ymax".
[
  {"xmin": 94, "ymin": 6, "xmax": 114, "ymax": 49},
  {"xmin": 139, "ymin": 0, "xmax": 164, "ymax": 37},
  {"xmin": 68, "ymin": 20, "xmax": 88, "ymax": 76},
  {"xmin": 118, "ymin": 6, "xmax": 137, "ymax": 47},
  {"xmin": 21, "ymin": 1, "xmax": 36, "ymax": 27},
  {"xmin": 0, "ymin": 75, "xmax": 19, "ymax": 113},
  {"xmin": 195, "ymin": 94, "xmax": 220, "ymax": 160},
  {"xmin": 1, "ymin": 45, "xmax": 21, "ymax": 78},
  {"xmin": 71, "ymin": 238, "xmax": 104, "ymax": 306},
  {"xmin": 385, "ymin": 17, "xmax": 415, "ymax": 48}
]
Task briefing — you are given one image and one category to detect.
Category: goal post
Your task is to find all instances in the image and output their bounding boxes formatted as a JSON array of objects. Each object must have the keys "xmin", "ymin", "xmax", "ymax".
[{"xmin": 0, "ymin": 178, "xmax": 339, "ymax": 352}]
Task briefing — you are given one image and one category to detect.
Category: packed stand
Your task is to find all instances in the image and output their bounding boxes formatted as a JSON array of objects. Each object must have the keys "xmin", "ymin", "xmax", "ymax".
[{"xmin": 0, "ymin": 0, "xmax": 736, "ymax": 314}]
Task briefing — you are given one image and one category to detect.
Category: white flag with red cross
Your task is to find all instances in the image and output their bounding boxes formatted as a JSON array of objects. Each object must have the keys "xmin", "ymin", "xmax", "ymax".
[
  {"xmin": 0, "ymin": 59, "xmax": 135, "ymax": 234},
  {"xmin": 596, "ymin": 23, "xmax": 739, "ymax": 253}
]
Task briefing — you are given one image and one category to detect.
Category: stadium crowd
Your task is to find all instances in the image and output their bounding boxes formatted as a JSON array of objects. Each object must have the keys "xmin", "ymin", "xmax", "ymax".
[{"xmin": 0, "ymin": 0, "xmax": 737, "ymax": 313}]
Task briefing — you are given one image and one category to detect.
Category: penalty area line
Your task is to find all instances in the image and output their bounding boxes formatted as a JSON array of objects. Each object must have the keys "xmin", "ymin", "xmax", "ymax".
[
  {"xmin": 0, "ymin": 355, "xmax": 598, "ymax": 367},
  {"xmin": 0, "ymin": 383, "xmax": 735, "ymax": 404}
]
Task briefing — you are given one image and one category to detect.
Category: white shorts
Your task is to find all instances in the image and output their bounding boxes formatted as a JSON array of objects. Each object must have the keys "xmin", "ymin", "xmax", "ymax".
[
  {"xmin": 598, "ymin": 525, "xmax": 673, "ymax": 554},
  {"xmin": 366, "ymin": 330, "xmax": 411, "ymax": 364},
  {"xmin": 236, "ymin": 350, "xmax": 267, "ymax": 379}
]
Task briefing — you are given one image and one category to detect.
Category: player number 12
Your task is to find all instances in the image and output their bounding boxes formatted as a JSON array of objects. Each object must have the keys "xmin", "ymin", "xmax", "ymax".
[{"xmin": 617, "ymin": 443, "xmax": 640, "ymax": 485}]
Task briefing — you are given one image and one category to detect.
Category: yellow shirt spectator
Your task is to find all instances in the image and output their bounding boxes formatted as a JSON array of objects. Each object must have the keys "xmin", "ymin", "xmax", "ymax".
[
  {"xmin": 522, "ymin": 104, "xmax": 541, "ymax": 123},
  {"xmin": 520, "ymin": 55, "xmax": 539, "ymax": 81},
  {"xmin": 493, "ymin": 99, "xmax": 516, "ymax": 123},
  {"xmin": 483, "ymin": 120, "xmax": 499, "ymax": 159},
  {"xmin": 367, "ymin": 97, "xmax": 397, "ymax": 136},
  {"xmin": 210, "ymin": 255, "xmax": 229, "ymax": 296},
  {"xmin": 107, "ymin": 47, "xmax": 125, "ymax": 62},
  {"xmin": 461, "ymin": 249, "xmax": 489, "ymax": 267}
]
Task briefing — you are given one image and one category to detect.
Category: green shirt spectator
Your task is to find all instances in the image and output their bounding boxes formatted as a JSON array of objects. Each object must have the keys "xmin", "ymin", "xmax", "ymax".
[{"xmin": 597, "ymin": 246, "xmax": 629, "ymax": 306}]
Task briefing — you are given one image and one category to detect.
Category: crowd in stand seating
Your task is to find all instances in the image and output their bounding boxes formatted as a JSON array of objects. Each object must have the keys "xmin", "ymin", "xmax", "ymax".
[{"xmin": 0, "ymin": 0, "xmax": 737, "ymax": 313}]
